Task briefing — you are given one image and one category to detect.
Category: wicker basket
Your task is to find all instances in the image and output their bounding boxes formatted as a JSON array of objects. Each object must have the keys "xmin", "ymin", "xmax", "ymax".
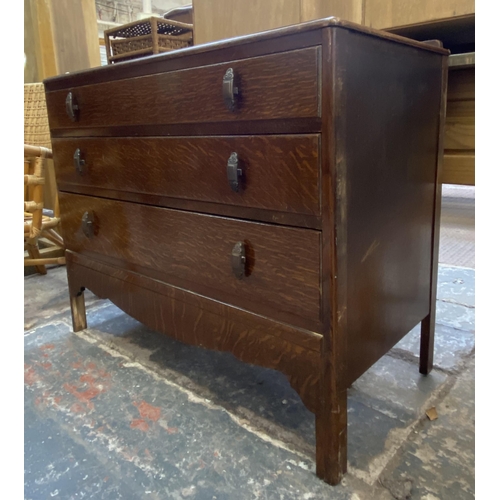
[
  {"xmin": 104, "ymin": 17, "xmax": 193, "ymax": 64},
  {"xmin": 24, "ymin": 83, "xmax": 51, "ymax": 150}
]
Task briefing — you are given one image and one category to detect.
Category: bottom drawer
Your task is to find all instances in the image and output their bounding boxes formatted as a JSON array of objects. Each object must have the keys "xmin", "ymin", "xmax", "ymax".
[{"xmin": 59, "ymin": 193, "xmax": 321, "ymax": 329}]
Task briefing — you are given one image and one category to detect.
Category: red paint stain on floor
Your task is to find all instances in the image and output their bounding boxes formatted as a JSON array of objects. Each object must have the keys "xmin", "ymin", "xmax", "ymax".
[
  {"xmin": 134, "ymin": 401, "xmax": 161, "ymax": 422},
  {"xmin": 40, "ymin": 343, "xmax": 55, "ymax": 350},
  {"xmin": 130, "ymin": 419, "xmax": 149, "ymax": 432},
  {"xmin": 80, "ymin": 374, "xmax": 96, "ymax": 385},
  {"xmin": 70, "ymin": 403, "xmax": 86, "ymax": 413},
  {"xmin": 24, "ymin": 365, "xmax": 38, "ymax": 386},
  {"xmin": 63, "ymin": 383, "xmax": 100, "ymax": 406},
  {"xmin": 63, "ymin": 362, "xmax": 112, "ymax": 411},
  {"xmin": 40, "ymin": 362, "xmax": 52, "ymax": 370},
  {"xmin": 167, "ymin": 427, "xmax": 178, "ymax": 435}
]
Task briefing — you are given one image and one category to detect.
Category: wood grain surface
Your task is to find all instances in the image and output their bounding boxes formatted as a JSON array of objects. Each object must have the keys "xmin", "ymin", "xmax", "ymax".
[
  {"xmin": 315, "ymin": 27, "xmax": 348, "ymax": 485},
  {"xmin": 193, "ymin": 0, "xmax": 301, "ymax": 45},
  {"xmin": 46, "ymin": 47, "xmax": 320, "ymax": 130},
  {"xmin": 52, "ymin": 135, "xmax": 320, "ymax": 216},
  {"xmin": 59, "ymin": 193, "xmax": 322, "ymax": 330},
  {"xmin": 335, "ymin": 29, "xmax": 443, "ymax": 385}
]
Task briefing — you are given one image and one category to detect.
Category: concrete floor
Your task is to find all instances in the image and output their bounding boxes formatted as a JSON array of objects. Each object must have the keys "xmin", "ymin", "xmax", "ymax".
[
  {"xmin": 24, "ymin": 188, "xmax": 475, "ymax": 499},
  {"xmin": 439, "ymin": 185, "xmax": 475, "ymax": 269}
]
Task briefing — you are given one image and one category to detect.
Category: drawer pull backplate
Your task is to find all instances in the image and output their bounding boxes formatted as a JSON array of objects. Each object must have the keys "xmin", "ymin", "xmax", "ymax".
[
  {"xmin": 227, "ymin": 152, "xmax": 243, "ymax": 192},
  {"xmin": 65, "ymin": 92, "xmax": 79, "ymax": 121},
  {"xmin": 222, "ymin": 68, "xmax": 239, "ymax": 112},
  {"xmin": 231, "ymin": 241, "xmax": 246, "ymax": 279},
  {"xmin": 73, "ymin": 148, "xmax": 86, "ymax": 175},
  {"xmin": 81, "ymin": 211, "xmax": 95, "ymax": 238}
]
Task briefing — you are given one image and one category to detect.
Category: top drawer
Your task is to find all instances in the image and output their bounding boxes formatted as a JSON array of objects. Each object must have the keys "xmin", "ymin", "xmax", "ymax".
[{"xmin": 45, "ymin": 47, "xmax": 321, "ymax": 131}]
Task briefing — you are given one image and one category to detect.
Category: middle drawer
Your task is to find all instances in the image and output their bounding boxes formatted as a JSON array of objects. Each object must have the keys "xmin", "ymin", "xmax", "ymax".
[{"xmin": 52, "ymin": 135, "xmax": 320, "ymax": 217}]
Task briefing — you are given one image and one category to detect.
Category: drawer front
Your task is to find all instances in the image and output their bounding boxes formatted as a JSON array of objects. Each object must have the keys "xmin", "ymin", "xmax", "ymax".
[
  {"xmin": 46, "ymin": 47, "xmax": 320, "ymax": 130},
  {"xmin": 59, "ymin": 193, "xmax": 321, "ymax": 327},
  {"xmin": 53, "ymin": 135, "xmax": 320, "ymax": 216}
]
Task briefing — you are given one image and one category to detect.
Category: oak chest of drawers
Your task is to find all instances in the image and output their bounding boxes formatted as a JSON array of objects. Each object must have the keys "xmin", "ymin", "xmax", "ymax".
[{"xmin": 44, "ymin": 18, "xmax": 448, "ymax": 485}]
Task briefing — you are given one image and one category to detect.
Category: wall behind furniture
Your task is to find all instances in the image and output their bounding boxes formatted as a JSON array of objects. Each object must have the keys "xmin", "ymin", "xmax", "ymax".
[
  {"xmin": 192, "ymin": 0, "xmax": 475, "ymax": 44},
  {"xmin": 24, "ymin": 0, "xmax": 101, "ymax": 83}
]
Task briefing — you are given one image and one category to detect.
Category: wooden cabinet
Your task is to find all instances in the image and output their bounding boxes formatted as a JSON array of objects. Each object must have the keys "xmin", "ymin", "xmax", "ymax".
[{"xmin": 44, "ymin": 19, "xmax": 448, "ymax": 485}]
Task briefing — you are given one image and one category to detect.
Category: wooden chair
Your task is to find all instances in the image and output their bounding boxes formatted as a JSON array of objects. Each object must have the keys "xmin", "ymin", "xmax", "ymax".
[{"xmin": 24, "ymin": 83, "xmax": 65, "ymax": 274}]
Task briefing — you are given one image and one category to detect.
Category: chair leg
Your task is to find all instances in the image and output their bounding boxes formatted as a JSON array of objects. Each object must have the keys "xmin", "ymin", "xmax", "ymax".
[
  {"xmin": 26, "ymin": 243, "xmax": 47, "ymax": 275},
  {"xmin": 43, "ymin": 228, "xmax": 65, "ymax": 248},
  {"xmin": 69, "ymin": 287, "xmax": 87, "ymax": 332}
]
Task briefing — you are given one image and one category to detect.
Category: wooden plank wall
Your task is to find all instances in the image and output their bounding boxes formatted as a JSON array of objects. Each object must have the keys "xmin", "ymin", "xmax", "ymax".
[
  {"xmin": 193, "ymin": 0, "xmax": 364, "ymax": 44},
  {"xmin": 364, "ymin": 0, "xmax": 475, "ymax": 29},
  {"xmin": 193, "ymin": 0, "xmax": 475, "ymax": 44},
  {"xmin": 193, "ymin": 0, "xmax": 302, "ymax": 45},
  {"xmin": 443, "ymin": 67, "xmax": 475, "ymax": 185},
  {"xmin": 24, "ymin": 0, "xmax": 101, "ymax": 82},
  {"xmin": 300, "ymin": 0, "xmax": 363, "ymax": 25}
]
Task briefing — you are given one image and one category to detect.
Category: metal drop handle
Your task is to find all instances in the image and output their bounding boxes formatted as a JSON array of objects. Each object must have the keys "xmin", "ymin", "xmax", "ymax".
[
  {"xmin": 66, "ymin": 91, "xmax": 79, "ymax": 121},
  {"xmin": 227, "ymin": 152, "xmax": 242, "ymax": 192},
  {"xmin": 73, "ymin": 148, "xmax": 86, "ymax": 175},
  {"xmin": 231, "ymin": 242, "xmax": 246, "ymax": 279},
  {"xmin": 81, "ymin": 211, "xmax": 95, "ymax": 238},
  {"xmin": 222, "ymin": 68, "xmax": 239, "ymax": 112}
]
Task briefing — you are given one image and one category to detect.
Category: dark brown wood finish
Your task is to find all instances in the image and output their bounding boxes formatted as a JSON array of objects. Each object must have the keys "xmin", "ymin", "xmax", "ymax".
[
  {"xmin": 44, "ymin": 19, "xmax": 448, "ymax": 486},
  {"xmin": 52, "ymin": 135, "xmax": 320, "ymax": 216},
  {"xmin": 336, "ymin": 28, "xmax": 445, "ymax": 386},
  {"xmin": 420, "ymin": 57, "xmax": 449, "ymax": 374},
  {"xmin": 59, "ymin": 192, "xmax": 322, "ymax": 331},
  {"xmin": 46, "ymin": 47, "xmax": 321, "ymax": 131},
  {"xmin": 315, "ymin": 27, "xmax": 348, "ymax": 485},
  {"xmin": 48, "ymin": 118, "xmax": 323, "ymax": 140},
  {"xmin": 43, "ymin": 18, "xmax": 446, "ymax": 92},
  {"xmin": 56, "ymin": 187, "xmax": 322, "ymax": 229}
]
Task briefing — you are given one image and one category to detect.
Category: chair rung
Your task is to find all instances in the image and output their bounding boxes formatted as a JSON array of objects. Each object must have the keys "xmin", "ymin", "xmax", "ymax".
[
  {"xmin": 24, "ymin": 144, "xmax": 53, "ymax": 159},
  {"xmin": 24, "ymin": 256, "xmax": 66, "ymax": 266},
  {"xmin": 24, "ymin": 175, "xmax": 45, "ymax": 186},
  {"xmin": 24, "ymin": 201, "xmax": 43, "ymax": 212},
  {"xmin": 24, "ymin": 218, "xmax": 60, "ymax": 230}
]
